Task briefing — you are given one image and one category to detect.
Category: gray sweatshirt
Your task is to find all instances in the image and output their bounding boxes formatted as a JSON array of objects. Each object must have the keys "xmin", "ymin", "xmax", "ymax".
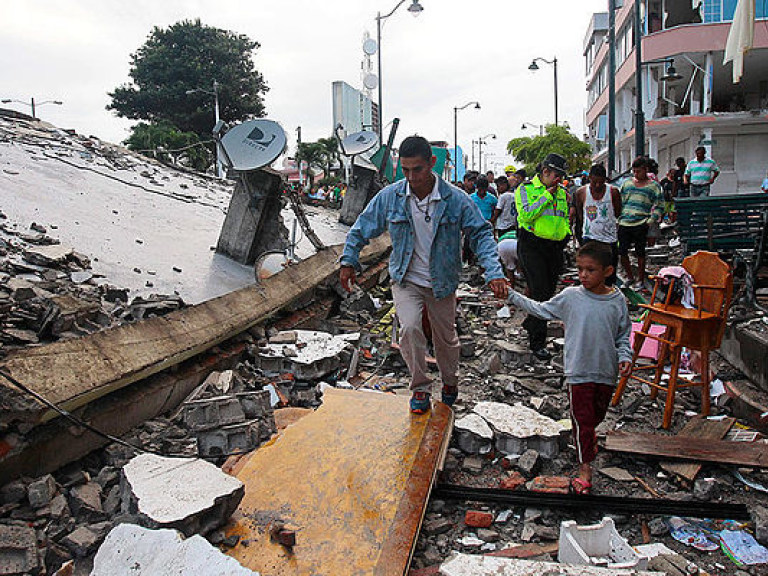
[{"xmin": 509, "ymin": 286, "xmax": 632, "ymax": 385}]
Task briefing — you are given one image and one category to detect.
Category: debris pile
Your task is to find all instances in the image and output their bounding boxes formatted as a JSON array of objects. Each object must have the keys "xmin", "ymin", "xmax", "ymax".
[{"xmin": 0, "ymin": 212, "xmax": 185, "ymax": 357}]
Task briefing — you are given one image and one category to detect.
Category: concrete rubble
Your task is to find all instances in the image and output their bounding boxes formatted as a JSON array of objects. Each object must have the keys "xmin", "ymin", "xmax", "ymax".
[
  {"xmin": 439, "ymin": 553, "xmax": 659, "ymax": 576},
  {"xmin": 90, "ymin": 524, "xmax": 258, "ymax": 576},
  {"xmin": 472, "ymin": 401, "xmax": 566, "ymax": 458},
  {"xmin": 121, "ymin": 454, "xmax": 244, "ymax": 536}
]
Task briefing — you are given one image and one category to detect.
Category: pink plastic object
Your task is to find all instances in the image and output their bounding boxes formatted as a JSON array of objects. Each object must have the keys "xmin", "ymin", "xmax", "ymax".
[{"xmin": 630, "ymin": 322, "xmax": 665, "ymax": 359}]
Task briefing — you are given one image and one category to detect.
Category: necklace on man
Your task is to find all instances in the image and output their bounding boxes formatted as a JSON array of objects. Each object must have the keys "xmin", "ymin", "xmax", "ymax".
[{"xmin": 413, "ymin": 198, "xmax": 431, "ymax": 222}]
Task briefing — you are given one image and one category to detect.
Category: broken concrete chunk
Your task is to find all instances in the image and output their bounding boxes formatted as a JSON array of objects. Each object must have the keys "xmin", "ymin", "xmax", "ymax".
[
  {"xmin": 91, "ymin": 524, "xmax": 259, "ymax": 576},
  {"xmin": 454, "ymin": 413, "xmax": 494, "ymax": 454},
  {"xmin": 181, "ymin": 396, "xmax": 246, "ymax": 431},
  {"xmin": 0, "ymin": 522, "xmax": 41, "ymax": 575},
  {"xmin": 61, "ymin": 522, "xmax": 111, "ymax": 558},
  {"xmin": 473, "ymin": 401, "xmax": 565, "ymax": 458},
  {"xmin": 257, "ymin": 330, "xmax": 358, "ymax": 380},
  {"xmin": 196, "ymin": 419, "xmax": 265, "ymax": 458},
  {"xmin": 67, "ymin": 481, "xmax": 103, "ymax": 518},
  {"xmin": 27, "ymin": 474, "xmax": 57, "ymax": 508},
  {"xmin": 268, "ymin": 330, "xmax": 298, "ymax": 344},
  {"xmin": 440, "ymin": 553, "xmax": 658, "ymax": 575},
  {"xmin": 22, "ymin": 244, "xmax": 73, "ymax": 267},
  {"xmin": 121, "ymin": 454, "xmax": 244, "ymax": 536}
]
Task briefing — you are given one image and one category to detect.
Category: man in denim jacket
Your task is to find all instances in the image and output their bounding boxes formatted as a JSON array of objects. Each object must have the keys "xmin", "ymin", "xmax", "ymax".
[{"xmin": 340, "ymin": 136, "xmax": 508, "ymax": 413}]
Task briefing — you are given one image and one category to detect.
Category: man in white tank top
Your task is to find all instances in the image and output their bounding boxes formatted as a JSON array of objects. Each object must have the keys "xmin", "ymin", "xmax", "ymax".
[{"xmin": 570, "ymin": 164, "xmax": 622, "ymax": 284}]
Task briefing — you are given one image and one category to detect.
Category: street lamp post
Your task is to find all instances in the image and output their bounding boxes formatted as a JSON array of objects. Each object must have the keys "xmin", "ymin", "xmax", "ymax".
[
  {"xmin": 1, "ymin": 98, "xmax": 62, "ymax": 119},
  {"xmin": 186, "ymin": 80, "xmax": 223, "ymax": 178},
  {"xmin": 477, "ymin": 133, "xmax": 496, "ymax": 174},
  {"xmin": 453, "ymin": 101, "xmax": 480, "ymax": 181},
  {"xmin": 528, "ymin": 57, "xmax": 559, "ymax": 126},
  {"xmin": 376, "ymin": 0, "xmax": 424, "ymax": 144},
  {"xmin": 521, "ymin": 122, "xmax": 544, "ymax": 136}
]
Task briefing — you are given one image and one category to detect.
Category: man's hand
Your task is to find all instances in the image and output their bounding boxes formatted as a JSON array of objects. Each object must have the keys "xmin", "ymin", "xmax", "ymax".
[
  {"xmin": 488, "ymin": 278, "xmax": 509, "ymax": 300},
  {"xmin": 339, "ymin": 266, "xmax": 357, "ymax": 293},
  {"xmin": 619, "ymin": 361, "xmax": 632, "ymax": 377}
]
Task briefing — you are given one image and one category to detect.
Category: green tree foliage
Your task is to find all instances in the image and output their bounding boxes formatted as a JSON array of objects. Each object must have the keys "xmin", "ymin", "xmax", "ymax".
[
  {"xmin": 316, "ymin": 137, "xmax": 340, "ymax": 176},
  {"xmin": 506, "ymin": 124, "xmax": 592, "ymax": 175},
  {"xmin": 108, "ymin": 19, "xmax": 268, "ymax": 139},
  {"xmin": 124, "ymin": 121, "xmax": 211, "ymax": 172},
  {"xmin": 297, "ymin": 142, "xmax": 326, "ymax": 188}
]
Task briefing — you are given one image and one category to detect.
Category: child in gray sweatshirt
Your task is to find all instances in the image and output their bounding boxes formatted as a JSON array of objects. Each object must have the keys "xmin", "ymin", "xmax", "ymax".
[{"xmin": 508, "ymin": 241, "xmax": 632, "ymax": 494}]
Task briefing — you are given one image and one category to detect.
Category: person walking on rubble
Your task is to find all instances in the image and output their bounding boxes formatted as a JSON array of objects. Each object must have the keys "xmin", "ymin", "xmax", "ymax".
[
  {"xmin": 340, "ymin": 136, "xmax": 508, "ymax": 414},
  {"xmin": 618, "ymin": 156, "xmax": 664, "ymax": 291},
  {"xmin": 508, "ymin": 241, "xmax": 632, "ymax": 494},
  {"xmin": 514, "ymin": 154, "xmax": 571, "ymax": 362}
]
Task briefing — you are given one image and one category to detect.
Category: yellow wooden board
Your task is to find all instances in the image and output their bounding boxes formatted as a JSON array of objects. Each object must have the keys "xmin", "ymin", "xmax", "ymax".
[{"xmin": 223, "ymin": 388, "xmax": 453, "ymax": 576}]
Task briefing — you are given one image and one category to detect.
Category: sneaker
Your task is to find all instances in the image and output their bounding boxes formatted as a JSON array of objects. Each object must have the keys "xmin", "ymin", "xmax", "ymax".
[
  {"xmin": 532, "ymin": 347, "xmax": 552, "ymax": 362},
  {"xmin": 410, "ymin": 391, "xmax": 431, "ymax": 414},
  {"xmin": 441, "ymin": 385, "xmax": 459, "ymax": 407}
]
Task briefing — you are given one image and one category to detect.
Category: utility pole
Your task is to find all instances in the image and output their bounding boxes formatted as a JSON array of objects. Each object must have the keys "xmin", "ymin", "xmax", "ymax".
[
  {"xmin": 608, "ymin": 0, "xmax": 616, "ymax": 175},
  {"xmin": 296, "ymin": 126, "xmax": 303, "ymax": 190}
]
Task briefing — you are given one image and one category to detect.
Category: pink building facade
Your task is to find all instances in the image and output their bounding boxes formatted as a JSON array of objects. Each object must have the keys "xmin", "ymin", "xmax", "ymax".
[{"xmin": 584, "ymin": 0, "xmax": 768, "ymax": 193}]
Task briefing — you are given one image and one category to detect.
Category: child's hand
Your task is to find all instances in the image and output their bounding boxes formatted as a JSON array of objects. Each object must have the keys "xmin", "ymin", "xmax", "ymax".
[{"xmin": 619, "ymin": 361, "xmax": 632, "ymax": 377}]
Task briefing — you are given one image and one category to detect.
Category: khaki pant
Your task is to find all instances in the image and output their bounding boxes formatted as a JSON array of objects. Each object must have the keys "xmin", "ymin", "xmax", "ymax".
[{"xmin": 392, "ymin": 282, "xmax": 460, "ymax": 394}]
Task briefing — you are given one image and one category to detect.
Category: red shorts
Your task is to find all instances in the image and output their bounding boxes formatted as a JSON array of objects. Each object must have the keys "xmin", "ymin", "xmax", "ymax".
[{"xmin": 568, "ymin": 383, "xmax": 614, "ymax": 464}]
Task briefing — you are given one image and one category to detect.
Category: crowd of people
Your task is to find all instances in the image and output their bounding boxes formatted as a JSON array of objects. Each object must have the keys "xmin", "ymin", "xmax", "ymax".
[
  {"xmin": 339, "ymin": 135, "xmax": 728, "ymax": 495},
  {"xmin": 290, "ymin": 182, "xmax": 347, "ymax": 208}
]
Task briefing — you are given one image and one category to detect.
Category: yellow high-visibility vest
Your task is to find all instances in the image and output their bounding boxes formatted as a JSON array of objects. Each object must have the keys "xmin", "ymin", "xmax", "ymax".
[{"xmin": 515, "ymin": 175, "xmax": 570, "ymax": 241}]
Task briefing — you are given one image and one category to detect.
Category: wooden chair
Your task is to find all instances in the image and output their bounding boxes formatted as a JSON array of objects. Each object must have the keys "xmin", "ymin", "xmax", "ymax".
[{"xmin": 611, "ymin": 251, "xmax": 733, "ymax": 429}]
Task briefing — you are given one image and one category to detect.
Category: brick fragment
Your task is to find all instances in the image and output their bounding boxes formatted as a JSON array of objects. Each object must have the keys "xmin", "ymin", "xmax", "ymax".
[
  {"xmin": 499, "ymin": 471, "xmax": 526, "ymax": 491},
  {"xmin": 529, "ymin": 475, "xmax": 570, "ymax": 494},
  {"xmin": 464, "ymin": 510, "xmax": 493, "ymax": 528}
]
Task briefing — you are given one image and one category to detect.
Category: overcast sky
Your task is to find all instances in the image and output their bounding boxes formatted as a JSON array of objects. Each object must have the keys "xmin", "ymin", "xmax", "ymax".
[{"xmin": 2, "ymin": 0, "xmax": 607, "ymax": 173}]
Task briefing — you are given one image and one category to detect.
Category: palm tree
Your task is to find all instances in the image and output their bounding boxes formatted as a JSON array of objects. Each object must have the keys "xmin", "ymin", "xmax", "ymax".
[
  {"xmin": 297, "ymin": 142, "xmax": 325, "ymax": 188},
  {"xmin": 317, "ymin": 136, "xmax": 339, "ymax": 177}
]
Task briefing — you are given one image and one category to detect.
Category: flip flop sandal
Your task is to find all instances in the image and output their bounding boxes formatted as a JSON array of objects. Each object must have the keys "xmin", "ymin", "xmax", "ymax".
[{"xmin": 570, "ymin": 478, "xmax": 592, "ymax": 495}]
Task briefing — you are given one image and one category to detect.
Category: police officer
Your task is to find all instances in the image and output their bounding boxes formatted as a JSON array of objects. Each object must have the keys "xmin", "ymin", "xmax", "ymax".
[{"xmin": 514, "ymin": 153, "xmax": 571, "ymax": 361}]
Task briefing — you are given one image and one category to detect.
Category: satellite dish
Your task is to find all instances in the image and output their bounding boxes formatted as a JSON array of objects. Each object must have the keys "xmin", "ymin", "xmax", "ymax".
[
  {"xmin": 340, "ymin": 131, "xmax": 378, "ymax": 156},
  {"xmin": 363, "ymin": 73, "xmax": 378, "ymax": 90},
  {"xmin": 220, "ymin": 119, "xmax": 287, "ymax": 171},
  {"xmin": 255, "ymin": 251, "xmax": 293, "ymax": 282},
  {"xmin": 363, "ymin": 38, "xmax": 378, "ymax": 55}
]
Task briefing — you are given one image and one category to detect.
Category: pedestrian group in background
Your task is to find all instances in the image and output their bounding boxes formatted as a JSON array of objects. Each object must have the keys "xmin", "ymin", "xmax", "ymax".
[{"xmin": 340, "ymin": 135, "xmax": 730, "ymax": 495}]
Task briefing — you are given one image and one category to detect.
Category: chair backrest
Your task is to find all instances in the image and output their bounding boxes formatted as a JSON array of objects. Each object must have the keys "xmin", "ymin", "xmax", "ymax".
[{"xmin": 682, "ymin": 251, "xmax": 733, "ymax": 345}]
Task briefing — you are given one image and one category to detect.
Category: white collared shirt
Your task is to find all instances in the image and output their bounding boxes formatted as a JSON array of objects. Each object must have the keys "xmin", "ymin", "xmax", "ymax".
[{"xmin": 403, "ymin": 175, "xmax": 441, "ymax": 288}]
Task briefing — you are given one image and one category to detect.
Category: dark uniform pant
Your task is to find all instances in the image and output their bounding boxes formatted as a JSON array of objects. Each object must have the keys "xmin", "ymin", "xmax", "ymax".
[{"xmin": 517, "ymin": 228, "xmax": 565, "ymax": 350}]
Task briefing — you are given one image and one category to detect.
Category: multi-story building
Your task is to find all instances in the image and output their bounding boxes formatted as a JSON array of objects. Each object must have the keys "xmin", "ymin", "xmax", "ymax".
[{"xmin": 584, "ymin": 0, "xmax": 768, "ymax": 193}]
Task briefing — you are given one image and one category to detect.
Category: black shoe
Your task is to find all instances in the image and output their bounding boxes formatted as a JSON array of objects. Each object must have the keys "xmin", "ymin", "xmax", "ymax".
[{"xmin": 532, "ymin": 348, "xmax": 552, "ymax": 361}]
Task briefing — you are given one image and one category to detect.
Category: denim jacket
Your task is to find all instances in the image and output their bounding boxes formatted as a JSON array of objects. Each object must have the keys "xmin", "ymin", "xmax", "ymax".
[{"xmin": 341, "ymin": 175, "xmax": 504, "ymax": 299}]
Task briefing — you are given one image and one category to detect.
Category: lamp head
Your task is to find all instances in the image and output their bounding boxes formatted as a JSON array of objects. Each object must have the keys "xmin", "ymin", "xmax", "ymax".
[
  {"xmin": 407, "ymin": 0, "xmax": 424, "ymax": 16},
  {"xmin": 1, "ymin": 99, "xmax": 10, "ymax": 104},
  {"xmin": 660, "ymin": 62, "xmax": 683, "ymax": 83},
  {"xmin": 53, "ymin": 101, "xmax": 63, "ymax": 105},
  {"xmin": 528, "ymin": 60, "xmax": 540, "ymax": 71},
  {"xmin": 474, "ymin": 102, "xmax": 480, "ymax": 109},
  {"xmin": 185, "ymin": 89, "xmax": 195, "ymax": 95}
]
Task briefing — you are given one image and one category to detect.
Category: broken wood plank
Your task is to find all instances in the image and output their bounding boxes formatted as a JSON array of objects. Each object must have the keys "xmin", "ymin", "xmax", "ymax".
[
  {"xmin": 605, "ymin": 431, "xmax": 768, "ymax": 468},
  {"xmin": 223, "ymin": 388, "xmax": 453, "ymax": 576},
  {"xmin": 660, "ymin": 416, "xmax": 734, "ymax": 482},
  {"xmin": 0, "ymin": 237, "xmax": 390, "ymax": 426}
]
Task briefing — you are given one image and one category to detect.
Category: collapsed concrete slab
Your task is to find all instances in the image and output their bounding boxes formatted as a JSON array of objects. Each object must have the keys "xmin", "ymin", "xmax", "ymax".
[
  {"xmin": 121, "ymin": 454, "xmax": 244, "ymax": 536},
  {"xmin": 472, "ymin": 402, "xmax": 566, "ymax": 458},
  {"xmin": 439, "ymin": 553, "xmax": 660, "ymax": 576},
  {"xmin": 454, "ymin": 413, "xmax": 494, "ymax": 454},
  {"xmin": 255, "ymin": 330, "xmax": 359, "ymax": 379},
  {"xmin": 91, "ymin": 524, "xmax": 258, "ymax": 576}
]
